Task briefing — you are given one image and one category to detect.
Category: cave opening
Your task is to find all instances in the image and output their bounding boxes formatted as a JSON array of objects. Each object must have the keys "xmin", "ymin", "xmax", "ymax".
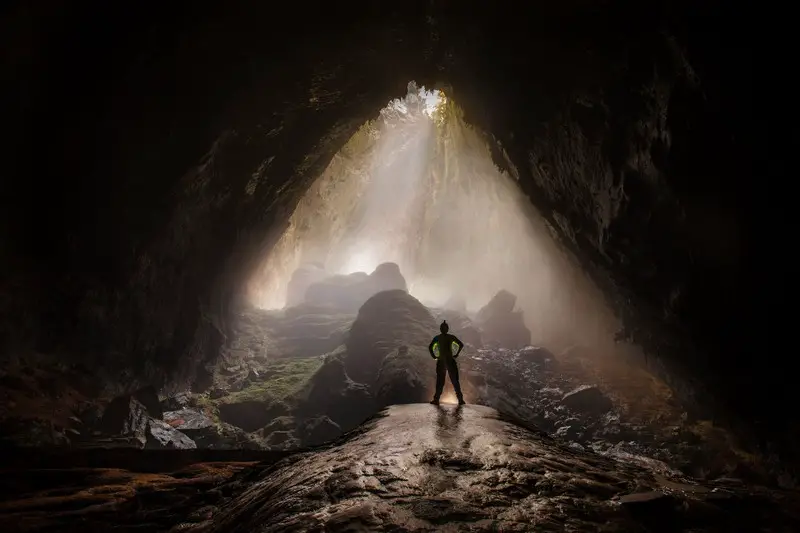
[{"xmin": 245, "ymin": 81, "xmax": 621, "ymax": 357}]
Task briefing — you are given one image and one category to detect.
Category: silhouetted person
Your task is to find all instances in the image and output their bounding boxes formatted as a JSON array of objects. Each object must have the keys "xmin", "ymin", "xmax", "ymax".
[{"xmin": 428, "ymin": 320, "xmax": 465, "ymax": 405}]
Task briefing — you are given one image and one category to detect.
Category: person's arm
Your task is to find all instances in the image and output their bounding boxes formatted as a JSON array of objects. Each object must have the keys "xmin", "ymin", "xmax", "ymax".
[
  {"xmin": 453, "ymin": 336, "xmax": 464, "ymax": 358},
  {"xmin": 428, "ymin": 337, "xmax": 437, "ymax": 359}
]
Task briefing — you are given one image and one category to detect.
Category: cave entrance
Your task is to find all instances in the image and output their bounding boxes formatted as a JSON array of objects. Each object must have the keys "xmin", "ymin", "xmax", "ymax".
[{"xmin": 246, "ymin": 81, "xmax": 618, "ymax": 352}]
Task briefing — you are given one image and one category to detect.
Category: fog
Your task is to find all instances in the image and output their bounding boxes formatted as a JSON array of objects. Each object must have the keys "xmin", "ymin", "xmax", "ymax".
[{"xmin": 247, "ymin": 82, "xmax": 622, "ymax": 352}]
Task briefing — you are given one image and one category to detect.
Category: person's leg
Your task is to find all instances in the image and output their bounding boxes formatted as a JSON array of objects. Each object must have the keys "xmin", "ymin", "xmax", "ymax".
[
  {"xmin": 447, "ymin": 358, "xmax": 465, "ymax": 403},
  {"xmin": 432, "ymin": 358, "xmax": 446, "ymax": 403}
]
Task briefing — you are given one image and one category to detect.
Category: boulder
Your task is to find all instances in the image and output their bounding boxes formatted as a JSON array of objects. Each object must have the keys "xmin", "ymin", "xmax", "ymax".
[
  {"xmin": 265, "ymin": 430, "xmax": 301, "ymax": 449},
  {"xmin": 561, "ymin": 385, "xmax": 613, "ymax": 416},
  {"xmin": 257, "ymin": 416, "xmax": 297, "ymax": 437},
  {"xmin": 476, "ymin": 289, "xmax": 517, "ymax": 320},
  {"xmin": 160, "ymin": 392, "xmax": 193, "ymax": 411},
  {"xmin": 286, "ymin": 262, "xmax": 328, "ymax": 308},
  {"xmin": 164, "ymin": 408, "xmax": 267, "ymax": 449},
  {"xmin": 145, "ymin": 419, "xmax": 197, "ymax": 449},
  {"xmin": 130, "ymin": 386, "xmax": 163, "ymax": 420},
  {"xmin": 295, "ymin": 355, "xmax": 375, "ymax": 432},
  {"xmin": 475, "ymin": 290, "xmax": 531, "ymax": 349},
  {"xmin": 255, "ymin": 416, "xmax": 304, "ymax": 449},
  {"xmin": 218, "ymin": 399, "xmax": 290, "ymax": 432},
  {"xmin": 345, "ymin": 290, "xmax": 436, "ymax": 385},
  {"xmin": 301, "ymin": 415, "xmax": 342, "ymax": 446},
  {"xmin": 99, "ymin": 386, "xmax": 163, "ymax": 438},
  {"xmin": 375, "ymin": 345, "xmax": 429, "ymax": 407},
  {"xmin": 99, "ymin": 396, "xmax": 149, "ymax": 440},
  {"xmin": 517, "ymin": 346, "xmax": 555, "ymax": 365},
  {"xmin": 163, "ymin": 408, "xmax": 216, "ymax": 437},
  {"xmin": 303, "ymin": 262, "xmax": 408, "ymax": 312},
  {"xmin": 370, "ymin": 262, "xmax": 407, "ymax": 293}
]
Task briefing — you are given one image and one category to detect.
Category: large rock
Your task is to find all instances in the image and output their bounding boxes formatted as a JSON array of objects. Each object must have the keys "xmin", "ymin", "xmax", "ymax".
[
  {"xmin": 257, "ymin": 416, "xmax": 301, "ymax": 449},
  {"xmin": 561, "ymin": 385, "xmax": 613, "ymax": 416},
  {"xmin": 370, "ymin": 262, "xmax": 407, "ymax": 293},
  {"xmin": 475, "ymin": 290, "xmax": 531, "ymax": 349},
  {"xmin": 145, "ymin": 419, "xmax": 197, "ymax": 449},
  {"xmin": 164, "ymin": 408, "xmax": 266, "ymax": 449},
  {"xmin": 99, "ymin": 396, "xmax": 149, "ymax": 440},
  {"xmin": 517, "ymin": 346, "xmax": 556, "ymax": 365},
  {"xmin": 375, "ymin": 345, "xmax": 429, "ymax": 407},
  {"xmin": 286, "ymin": 262, "xmax": 327, "ymax": 308},
  {"xmin": 345, "ymin": 290, "xmax": 436, "ymax": 385},
  {"xmin": 294, "ymin": 354, "xmax": 375, "ymax": 432},
  {"xmin": 160, "ymin": 392, "xmax": 193, "ymax": 412},
  {"xmin": 303, "ymin": 262, "xmax": 408, "ymax": 312},
  {"xmin": 163, "ymin": 408, "xmax": 216, "ymax": 437},
  {"xmin": 301, "ymin": 415, "xmax": 342, "ymax": 447},
  {"xmin": 99, "ymin": 386, "xmax": 163, "ymax": 438}
]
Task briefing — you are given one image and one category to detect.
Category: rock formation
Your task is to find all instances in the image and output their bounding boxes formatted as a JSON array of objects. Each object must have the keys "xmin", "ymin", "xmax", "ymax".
[
  {"xmin": 294, "ymin": 354, "xmax": 375, "ymax": 434},
  {"xmin": 285, "ymin": 262, "xmax": 327, "ymax": 308},
  {"xmin": 475, "ymin": 290, "xmax": 532, "ymax": 349},
  {"xmin": 344, "ymin": 290, "xmax": 436, "ymax": 385},
  {"xmin": 303, "ymin": 262, "xmax": 408, "ymax": 312}
]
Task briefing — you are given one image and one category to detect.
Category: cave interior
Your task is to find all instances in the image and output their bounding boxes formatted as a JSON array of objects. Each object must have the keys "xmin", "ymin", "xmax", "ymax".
[{"xmin": 1, "ymin": 0, "xmax": 788, "ymax": 530}]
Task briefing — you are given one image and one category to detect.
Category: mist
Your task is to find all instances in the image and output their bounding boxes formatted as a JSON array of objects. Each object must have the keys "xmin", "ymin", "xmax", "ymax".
[{"xmin": 247, "ymin": 82, "xmax": 622, "ymax": 353}]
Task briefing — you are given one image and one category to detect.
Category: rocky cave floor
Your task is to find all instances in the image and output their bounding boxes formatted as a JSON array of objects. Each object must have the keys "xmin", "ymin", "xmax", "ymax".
[{"xmin": 1, "ymin": 281, "xmax": 798, "ymax": 531}]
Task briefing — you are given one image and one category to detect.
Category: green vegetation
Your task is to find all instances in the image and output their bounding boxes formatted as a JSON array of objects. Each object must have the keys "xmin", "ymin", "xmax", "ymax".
[{"xmin": 220, "ymin": 356, "xmax": 325, "ymax": 405}]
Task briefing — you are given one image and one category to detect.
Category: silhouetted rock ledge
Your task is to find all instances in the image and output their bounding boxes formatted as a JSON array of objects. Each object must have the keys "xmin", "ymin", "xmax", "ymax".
[{"xmin": 2, "ymin": 405, "xmax": 799, "ymax": 532}]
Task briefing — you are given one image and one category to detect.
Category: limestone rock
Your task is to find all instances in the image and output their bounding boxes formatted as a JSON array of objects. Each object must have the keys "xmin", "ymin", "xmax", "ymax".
[
  {"xmin": 99, "ymin": 385, "xmax": 163, "ymax": 438},
  {"xmin": 163, "ymin": 408, "xmax": 266, "ymax": 449},
  {"xmin": 295, "ymin": 355, "xmax": 375, "ymax": 432},
  {"xmin": 518, "ymin": 345, "xmax": 555, "ymax": 365},
  {"xmin": 163, "ymin": 408, "xmax": 216, "ymax": 436},
  {"xmin": 561, "ymin": 385, "xmax": 613, "ymax": 416},
  {"xmin": 345, "ymin": 289, "xmax": 436, "ymax": 385},
  {"xmin": 375, "ymin": 345, "xmax": 429, "ymax": 407},
  {"xmin": 303, "ymin": 262, "xmax": 408, "ymax": 312},
  {"xmin": 301, "ymin": 415, "xmax": 342, "ymax": 447},
  {"xmin": 286, "ymin": 262, "xmax": 327, "ymax": 308},
  {"xmin": 145, "ymin": 419, "xmax": 197, "ymax": 449},
  {"xmin": 160, "ymin": 392, "xmax": 193, "ymax": 412},
  {"xmin": 99, "ymin": 396, "xmax": 149, "ymax": 440},
  {"xmin": 475, "ymin": 290, "xmax": 531, "ymax": 349}
]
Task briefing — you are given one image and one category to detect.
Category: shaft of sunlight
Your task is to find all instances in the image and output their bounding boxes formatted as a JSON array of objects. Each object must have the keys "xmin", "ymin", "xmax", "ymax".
[{"xmin": 246, "ymin": 81, "xmax": 621, "ymax": 351}]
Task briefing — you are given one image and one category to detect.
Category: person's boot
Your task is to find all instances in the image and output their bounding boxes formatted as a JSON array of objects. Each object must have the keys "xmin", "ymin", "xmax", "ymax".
[
  {"xmin": 430, "ymin": 399, "xmax": 439, "ymax": 405},
  {"xmin": 457, "ymin": 396, "xmax": 466, "ymax": 405}
]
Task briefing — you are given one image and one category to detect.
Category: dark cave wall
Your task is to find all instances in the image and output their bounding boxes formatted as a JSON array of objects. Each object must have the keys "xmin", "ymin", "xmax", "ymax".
[{"xmin": 2, "ymin": 1, "xmax": 766, "ymax": 445}]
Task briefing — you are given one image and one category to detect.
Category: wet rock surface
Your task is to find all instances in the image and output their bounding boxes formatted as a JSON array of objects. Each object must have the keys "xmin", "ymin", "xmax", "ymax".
[{"xmin": 4, "ymin": 405, "xmax": 797, "ymax": 532}]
